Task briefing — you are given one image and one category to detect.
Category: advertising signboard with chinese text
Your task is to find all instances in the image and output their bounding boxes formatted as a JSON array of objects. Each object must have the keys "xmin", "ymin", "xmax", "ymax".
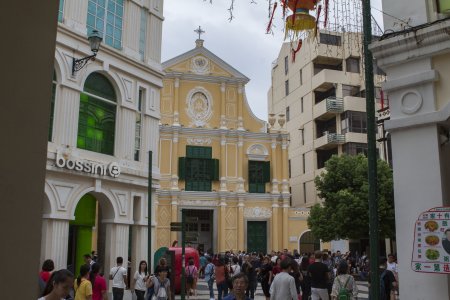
[{"xmin": 412, "ymin": 207, "xmax": 450, "ymax": 274}]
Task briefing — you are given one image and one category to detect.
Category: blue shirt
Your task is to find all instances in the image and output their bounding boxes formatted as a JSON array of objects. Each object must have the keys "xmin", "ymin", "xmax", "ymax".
[
  {"xmin": 204, "ymin": 263, "xmax": 215, "ymax": 282},
  {"xmin": 200, "ymin": 256, "xmax": 207, "ymax": 267}
]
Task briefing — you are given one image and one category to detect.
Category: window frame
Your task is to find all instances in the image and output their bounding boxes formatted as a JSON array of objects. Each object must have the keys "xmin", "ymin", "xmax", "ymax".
[
  {"xmin": 77, "ymin": 73, "xmax": 117, "ymax": 156},
  {"xmin": 248, "ymin": 160, "xmax": 270, "ymax": 193},
  {"xmin": 87, "ymin": 0, "xmax": 124, "ymax": 50}
]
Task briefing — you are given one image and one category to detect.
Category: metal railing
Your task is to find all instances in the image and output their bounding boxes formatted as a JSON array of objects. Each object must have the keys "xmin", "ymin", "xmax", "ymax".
[
  {"xmin": 327, "ymin": 133, "xmax": 346, "ymax": 144},
  {"xmin": 326, "ymin": 97, "xmax": 344, "ymax": 113}
]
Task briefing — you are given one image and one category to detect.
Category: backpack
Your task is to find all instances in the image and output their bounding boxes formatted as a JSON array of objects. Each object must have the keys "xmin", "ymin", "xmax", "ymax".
[
  {"xmin": 337, "ymin": 275, "xmax": 352, "ymax": 300},
  {"xmin": 186, "ymin": 266, "xmax": 194, "ymax": 285},
  {"xmin": 380, "ymin": 270, "xmax": 388, "ymax": 300}
]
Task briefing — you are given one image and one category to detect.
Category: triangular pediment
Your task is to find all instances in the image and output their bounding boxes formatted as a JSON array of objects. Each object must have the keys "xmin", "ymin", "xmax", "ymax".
[{"xmin": 163, "ymin": 42, "xmax": 249, "ymax": 82}]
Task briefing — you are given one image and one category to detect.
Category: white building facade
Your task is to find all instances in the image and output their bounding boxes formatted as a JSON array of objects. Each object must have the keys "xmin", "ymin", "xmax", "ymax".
[
  {"xmin": 42, "ymin": 0, "xmax": 164, "ymax": 276},
  {"xmin": 371, "ymin": 0, "xmax": 450, "ymax": 298}
]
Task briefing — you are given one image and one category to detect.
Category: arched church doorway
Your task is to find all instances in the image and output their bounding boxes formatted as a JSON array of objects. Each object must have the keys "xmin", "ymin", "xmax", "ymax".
[{"xmin": 299, "ymin": 230, "xmax": 320, "ymax": 254}]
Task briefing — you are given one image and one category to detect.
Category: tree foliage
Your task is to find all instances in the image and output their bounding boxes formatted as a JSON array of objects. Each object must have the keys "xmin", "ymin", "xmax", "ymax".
[{"xmin": 307, "ymin": 154, "xmax": 395, "ymax": 242}]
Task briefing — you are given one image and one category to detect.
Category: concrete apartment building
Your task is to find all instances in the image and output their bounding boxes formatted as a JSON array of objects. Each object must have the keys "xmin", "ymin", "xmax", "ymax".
[
  {"xmin": 42, "ymin": 0, "xmax": 164, "ymax": 277},
  {"xmin": 268, "ymin": 31, "xmax": 385, "ymax": 209}
]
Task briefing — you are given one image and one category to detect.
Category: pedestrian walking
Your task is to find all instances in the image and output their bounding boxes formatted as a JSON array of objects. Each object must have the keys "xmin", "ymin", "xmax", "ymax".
[
  {"xmin": 89, "ymin": 263, "xmax": 107, "ymax": 300},
  {"xmin": 215, "ymin": 258, "xmax": 230, "ymax": 300},
  {"xmin": 109, "ymin": 256, "xmax": 128, "ymax": 300},
  {"xmin": 223, "ymin": 273, "xmax": 251, "ymax": 300},
  {"xmin": 258, "ymin": 256, "xmax": 273, "ymax": 300},
  {"xmin": 132, "ymin": 260, "xmax": 149, "ymax": 300},
  {"xmin": 330, "ymin": 261, "xmax": 358, "ymax": 300},
  {"xmin": 74, "ymin": 264, "xmax": 93, "ymax": 300},
  {"xmin": 39, "ymin": 269, "xmax": 74, "ymax": 300},
  {"xmin": 204, "ymin": 256, "xmax": 216, "ymax": 300},
  {"xmin": 147, "ymin": 269, "xmax": 171, "ymax": 300},
  {"xmin": 308, "ymin": 250, "xmax": 330, "ymax": 300},
  {"xmin": 231, "ymin": 256, "xmax": 241, "ymax": 275},
  {"xmin": 269, "ymin": 258, "xmax": 297, "ymax": 300},
  {"xmin": 40, "ymin": 259, "xmax": 55, "ymax": 284},
  {"xmin": 186, "ymin": 257, "xmax": 198, "ymax": 298},
  {"xmin": 242, "ymin": 255, "xmax": 257, "ymax": 299},
  {"xmin": 300, "ymin": 256, "xmax": 311, "ymax": 299}
]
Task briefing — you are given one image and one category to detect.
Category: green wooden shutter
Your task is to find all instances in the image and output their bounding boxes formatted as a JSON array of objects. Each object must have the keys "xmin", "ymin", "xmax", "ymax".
[
  {"xmin": 212, "ymin": 159, "xmax": 219, "ymax": 181},
  {"xmin": 178, "ymin": 157, "xmax": 186, "ymax": 180},
  {"xmin": 263, "ymin": 161, "xmax": 271, "ymax": 183}
]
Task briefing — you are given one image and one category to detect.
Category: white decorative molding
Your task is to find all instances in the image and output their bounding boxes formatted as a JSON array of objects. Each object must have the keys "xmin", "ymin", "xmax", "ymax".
[
  {"xmin": 244, "ymin": 207, "xmax": 272, "ymax": 218},
  {"xmin": 237, "ymin": 177, "xmax": 245, "ymax": 193},
  {"xmin": 247, "ymin": 144, "xmax": 269, "ymax": 161},
  {"xmin": 51, "ymin": 182, "xmax": 79, "ymax": 211},
  {"xmin": 191, "ymin": 56, "xmax": 210, "ymax": 75},
  {"xmin": 170, "ymin": 175, "xmax": 179, "ymax": 191},
  {"xmin": 121, "ymin": 77, "xmax": 133, "ymax": 102},
  {"xmin": 112, "ymin": 190, "xmax": 128, "ymax": 216},
  {"xmin": 281, "ymin": 179, "xmax": 290, "ymax": 194},
  {"xmin": 271, "ymin": 179, "xmax": 279, "ymax": 194},
  {"xmin": 186, "ymin": 87, "xmax": 213, "ymax": 127},
  {"xmin": 220, "ymin": 177, "xmax": 228, "ymax": 191},
  {"xmin": 187, "ymin": 137, "xmax": 212, "ymax": 145},
  {"xmin": 179, "ymin": 200, "xmax": 219, "ymax": 207},
  {"xmin": 400, "ymin": 90, "xmax": 423, "ymax": 115}
]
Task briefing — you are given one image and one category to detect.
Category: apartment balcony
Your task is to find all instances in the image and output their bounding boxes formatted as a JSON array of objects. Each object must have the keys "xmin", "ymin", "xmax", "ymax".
[
  {"xmin": 314, "ymin": 132, "xmax": 346, "ymax": 150},
  {"xmin": 345, "ymin": 132, "xmax": 367, "ymax": 144},
  {"xmin": 312, "ymin": 69, "xmax": 361, "ymax": 91},
  {"xmin": 343, "ymin": 96, "xmax": 366, "ymax": 112},
  {"xmin": 313, "ymin": 97, "xmax": 344, "ymax": 120}
]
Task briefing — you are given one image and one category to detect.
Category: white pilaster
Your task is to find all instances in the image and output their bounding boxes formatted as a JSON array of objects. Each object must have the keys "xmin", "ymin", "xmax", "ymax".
[
  {"xmin": 54, "ymin": 87, "xmax": 80, "ymax": 147},
  {"xmin": 104, "ymin": 223, "xmax": 130, "ymax": 277},
  {"xmin": 40, "ymin": 219, "xmax": 70, "ymax": 270}
]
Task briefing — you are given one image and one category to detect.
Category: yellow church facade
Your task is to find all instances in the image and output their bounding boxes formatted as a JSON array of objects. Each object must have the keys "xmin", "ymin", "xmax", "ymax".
[{"xmin": 155, "ymin": 39, "xmax": 312, "ymax": 254}]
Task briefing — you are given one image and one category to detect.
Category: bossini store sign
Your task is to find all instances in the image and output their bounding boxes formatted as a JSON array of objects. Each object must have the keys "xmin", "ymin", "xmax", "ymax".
[{"xmin": 55, "ymin": 152, "xmax": 120, "ymax": 178}]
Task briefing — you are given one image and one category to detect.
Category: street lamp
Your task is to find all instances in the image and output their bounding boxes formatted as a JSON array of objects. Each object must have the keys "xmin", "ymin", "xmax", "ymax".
[{"xmin": 72, "ymin": 30, "xmax": 102, "ymax": 75}]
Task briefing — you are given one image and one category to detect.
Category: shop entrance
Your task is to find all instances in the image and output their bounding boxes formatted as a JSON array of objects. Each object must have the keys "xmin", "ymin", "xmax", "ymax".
[
  {"xmin": 183, "ymin": 209, "xmax": 214, "ymax": 253},
  {"xmin": 67, "ymin": 192, "xmax": 118, "ymax": 275}
]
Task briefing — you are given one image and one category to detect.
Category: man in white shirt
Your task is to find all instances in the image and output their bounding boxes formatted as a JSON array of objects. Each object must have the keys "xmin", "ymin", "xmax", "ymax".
[
  {"xmin": 269, "ymin": 258, "xmax": 297, "ymax": 300},
  {"xmin": 110, "ymin": 256, "xmax": 128, "ymax": 300},
  {"xmin": 386, "ymin": 254, "xmax": 398, "ymax": 274}
]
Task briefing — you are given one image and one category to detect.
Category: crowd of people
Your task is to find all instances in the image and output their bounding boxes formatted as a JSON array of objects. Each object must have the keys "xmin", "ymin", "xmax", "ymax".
[
  {"xmin": 37, "ymin": 248, "xmax": 399, "ymax": 300},
  {"xmin": 195, "ymin": 248, "xmax": 399, "ymax": 300}
]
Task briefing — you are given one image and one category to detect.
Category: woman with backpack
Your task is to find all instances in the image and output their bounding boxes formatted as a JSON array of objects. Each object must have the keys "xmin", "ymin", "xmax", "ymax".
[
  {"xmin": 330, "ymin": 261, "xmax": 358, "ymax": 300},
  {"xmin": 147, "ymin": 268, "xmax": 171, "ymax": 300},
  {"xmin": 185, "ymin": 257, "xmax": 198, "ymax": 298}
]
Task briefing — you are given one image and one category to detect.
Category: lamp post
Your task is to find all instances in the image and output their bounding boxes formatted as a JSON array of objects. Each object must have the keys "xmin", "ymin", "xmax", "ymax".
[
  {"xmin": 362, "ymin": 0, "xmax": 380, "ymax": 299},
  {"xmin": 72, "ymin": 30, "xmax": 102, "ymax": 75}
]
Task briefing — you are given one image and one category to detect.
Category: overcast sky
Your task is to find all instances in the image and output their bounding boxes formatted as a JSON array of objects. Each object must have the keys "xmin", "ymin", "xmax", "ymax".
[{"xmin": 162, "ymin": 0, "xmax": 383, "ymax": 121}]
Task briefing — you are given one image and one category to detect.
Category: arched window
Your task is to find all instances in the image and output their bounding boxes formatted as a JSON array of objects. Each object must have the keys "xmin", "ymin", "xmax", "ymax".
[
  {"xmin": 49, "ymin": 70, "xmax": 57, "ymax": 141},
  {"xmin": 77, "ymin": 72, "xmax": 116, "ymax": 155}
]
